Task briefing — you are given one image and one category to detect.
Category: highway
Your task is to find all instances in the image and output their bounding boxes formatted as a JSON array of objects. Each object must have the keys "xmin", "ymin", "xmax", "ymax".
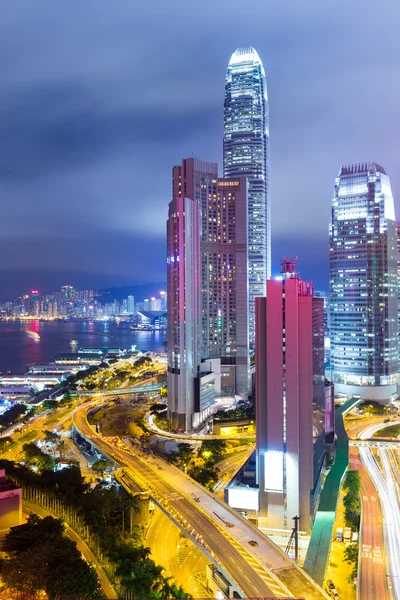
[
  {"xmin": 346, "ymin": 415, "xmax": 400, "ymax": 599},
  {"xmin": 73, "ymin": 403, "xmax": 328, "ymax": 600},
  {"xmin": 349, "ymin": 447, "xmax": 389, "ymax": 600},
  {"xmin": 146, "ymin": 412, "xmax": 255, "ymax": 441},
  {"xmin": 359, "ymin": 445, "xmax": 400, "ymax": 598},
  {"xmin": 146, "ymin": 508, "xmax": 212, "ymax": 598},
  {"xmin": 344, "ymin": 414, "xmax": 398, "ymax": 440},
  {"xmin": 213, "ymin": 446, "xmax": 255, "ymax": 497},
  {"xmin": 357, "ymin": 420, "xmax": 400, "ymax": 440}
]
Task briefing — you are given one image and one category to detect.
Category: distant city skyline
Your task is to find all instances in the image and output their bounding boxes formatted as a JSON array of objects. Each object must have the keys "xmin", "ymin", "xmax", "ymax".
[{"xmin": 1, "ymin": 2, "xmax": 400, "ymax": 297}]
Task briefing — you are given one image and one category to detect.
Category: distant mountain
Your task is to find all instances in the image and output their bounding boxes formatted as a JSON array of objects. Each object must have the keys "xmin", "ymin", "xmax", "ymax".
[{"xmin": 97, "ymin": 282, "xmax": 167, "ymax": 303}]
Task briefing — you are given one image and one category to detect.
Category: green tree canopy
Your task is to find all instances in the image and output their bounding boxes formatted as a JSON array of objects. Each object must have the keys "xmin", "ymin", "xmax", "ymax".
[
  {"xmin": 0, "ymin": 404, "xmax": 27, "ymax": 429},
  {"xmin": 177, "ymin": 443, "xmax": 195, "ymax": 467},
  {"xmin": 92, "ymin": 458, "xmax": 112, "ymax": 475},
  {"xmin": 43, "ymin": 429, "xmax": 61, "ymax": 444},
  {"xmin": 198, "ymin": 439, "xmax": 227, "ymax": 465},
  {"xmin": 23, "ymin": 442, "xmax": 55, "ymax": 471},
  {"xmin": 1, "ymin": 514, "xmax": 101, "ymax": 599},
  {"xmin": 344, "ymin": 543, "xmax": 359, "ymax": 564}
]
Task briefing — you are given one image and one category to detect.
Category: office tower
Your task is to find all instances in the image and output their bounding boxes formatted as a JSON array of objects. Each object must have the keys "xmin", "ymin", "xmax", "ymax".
[
  {"xmin": 329, "ymin": 163, "xmax": 398, "ymax": 403},
  {"xmin": 173, "ymin": 158, "xmax": 249, "ymax": 396},
  {"xmin": 127, "ymin": 295, "xmax": 135, "ymax": 315},
  {"xmin": 167, "ymin": 195, "xmax": 201, "ymax": 431},
  {"xmin": 224, "ymin": 46, "xmax": 270, "ymax": 347},
  {"xmin": 29, "ymin": 290, "xmax": 39, "ymax": 316},
  {"xmin": 201, "ymin": 177, "xmax": 249, "ymax": 395},
  {"xmin": 255, "ymin": 259, "xmax": 325, "ymax": 534},
  {"xmin": 61, "ymin": 285, "xmax": 74, "ymax": 300},
  {"xmin": 122, "ymin": 299, "xmax": 129, "ymax": 314}
]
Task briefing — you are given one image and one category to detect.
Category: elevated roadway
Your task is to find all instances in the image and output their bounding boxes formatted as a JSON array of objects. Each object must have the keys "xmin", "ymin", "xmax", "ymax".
[
  {"xmin": 73, "ymin": 402, "xmax": 328, "ymax": 600},
  {"xmin": 78, "ymin": 382, "xmax": 163, "ymax": 397}
]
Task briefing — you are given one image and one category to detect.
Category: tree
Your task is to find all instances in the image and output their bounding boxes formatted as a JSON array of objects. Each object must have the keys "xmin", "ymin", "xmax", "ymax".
[
  {"xmin": 43, "ymin": 429, "xmax": 61, "ymax": 445},
  {"xmin": 150, "ymin": 403, "xmax": 167, "ymax": 414},
  {"xmin": 0, "ymin": 436, "xmax": 13, "ymax": 452},
  {"xmin": 170, "ymin": 584, "xmax": 192, "ymax": 599},
  {"xmin": 198, "ymin": 439, "xmax": 227, "ymax": 465},
  {"xmin": 43, "ymin": 399, "xmax": 58, "ymax": 411},
  {"xmin": 117, "ymin": 557, "xmax": 164, "ymax": 598},
  {"xmin": 344, "ymin": 543, "xmax": 359, "ymax": 564},
  {"xmin": 23, "ymin": 442, "xmax": 55, "ymax": 471},
  {"xmin": 1, "ymin": 514, "xmax": 101, "ymax": 599},
  {"xmin": 343, "ymin": 469, "xmax": 361, "ymax": 493},
  {"xmin": 159, "ymin": 385, "xmax": 167, "ymax": 398},
  {"xmin": 2, "ymin": 513, "xmax": 64, "ymax": 554},
  {"xmin": 0, "ymin": 404, "xmax": 27, "ymax": 429},
  {"xmin": 177, "ymin": 443, "xmax": 195, "ymax": 468},
  {"xmin": 92, "ymin": 458, "xmax": 112, "ymax": 476},
  {"xmin": 188, "ymin": 465, "xmax": 220, "ymax": 490},
  {"xmin": 60, "ymin": 390, "xmax": 72, "ymax": 405}
]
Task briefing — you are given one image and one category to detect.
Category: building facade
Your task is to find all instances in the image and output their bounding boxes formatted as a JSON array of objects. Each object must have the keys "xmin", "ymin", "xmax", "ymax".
[
  {"xmin": 329, "ymin": 163, "xmax": 398, "ymax": 403},
  {"xmin": 167, "ymin": 195, "xmax": 201, "ymax": 431},
  {"xmin": 224, "ymin": 47, "xmax": 270, "ymax": 347},
  {"xmin": 255, "ymin": 260, "xmax": 325, "ymax": 534},
  {"xmin": 172, "ymin": 158, "xmax": 250, "ymax": 397}
]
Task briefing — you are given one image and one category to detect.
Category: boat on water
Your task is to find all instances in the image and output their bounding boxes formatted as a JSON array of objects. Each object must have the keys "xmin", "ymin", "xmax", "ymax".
[{"xmin": 26, "ymin": 330, "xmax": 40, "ymax": 341}]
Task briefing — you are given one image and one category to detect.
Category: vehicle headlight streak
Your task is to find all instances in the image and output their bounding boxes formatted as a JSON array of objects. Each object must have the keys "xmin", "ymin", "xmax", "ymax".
[
  {"xmin": 359, "ymin": 446, "xmax": 400, "ymax": 598},
  {"xmin": 358, "ymin": 420, "xmax": 400, "ymax": 440}
]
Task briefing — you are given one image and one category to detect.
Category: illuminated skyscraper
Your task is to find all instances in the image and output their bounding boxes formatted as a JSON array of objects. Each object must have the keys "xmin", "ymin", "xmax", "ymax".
[
  {"xmin": 127, "ymin": 295, "xmax": 135, "ymax": 315},
  {"xmin": 224, "ymin": 47, "xmax": 270, "ymax": 346},
  {"xmin": 255, "ymin": 259, "xmax": 325, "ymax": 534},
  {"xmin": 329, "ymin": 163, "xmax": 398, "ymax": 403},
  {"xmin": 172, "ymin": 158, "xmax": 249, "ymax": 397}
]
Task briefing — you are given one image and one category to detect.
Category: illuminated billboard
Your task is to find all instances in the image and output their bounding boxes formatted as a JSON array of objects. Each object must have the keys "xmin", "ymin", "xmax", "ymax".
[
  {"xmin": 228, "ymin": 488, "xmax": 259, "ymax": 511},
  {"xmin": 264, "ymin": 450, "xmax": 283, "ymax": 493}
]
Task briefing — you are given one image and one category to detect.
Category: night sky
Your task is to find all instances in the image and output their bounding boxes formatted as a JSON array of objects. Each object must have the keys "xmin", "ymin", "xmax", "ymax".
[{"xmin": 1, "ymin": 1, "xmax": 400, "ymax": 299}]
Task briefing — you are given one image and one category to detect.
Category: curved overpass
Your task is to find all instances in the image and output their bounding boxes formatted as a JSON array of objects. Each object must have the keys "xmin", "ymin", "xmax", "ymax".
[{"xmin": 73, "ymin": 403, "xmax": 328, "ymax": 600}]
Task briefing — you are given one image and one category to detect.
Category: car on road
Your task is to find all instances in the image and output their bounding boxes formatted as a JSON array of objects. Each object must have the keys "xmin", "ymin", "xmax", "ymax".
[
  {"xmin": 325, "ymin": 580, "xmax": 339, "ymax": 599},
  {"xmin": 248, "ymin": 540, "xmax": 258, "ymax": 547},
  {"xmin": 326, "ymin": 580, "xmax": 335, "ymax": 591}
]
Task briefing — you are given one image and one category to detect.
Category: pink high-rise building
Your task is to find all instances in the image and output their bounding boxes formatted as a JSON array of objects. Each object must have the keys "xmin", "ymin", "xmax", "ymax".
[{"xmin": 255, "ymin": 259, "xmax": 325, "ymax": 534}]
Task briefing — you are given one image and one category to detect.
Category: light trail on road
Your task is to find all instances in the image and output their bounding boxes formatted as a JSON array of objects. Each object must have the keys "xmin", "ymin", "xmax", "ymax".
[
  {"xmin": 359, "ymin": 445, "xmax": 400, "ymax": 598},
  {"xmin": 358, "ymin": 420, "xmax": 400, "ymax": 440},
  {"xmin": 73, "ymin": 403, "xmax": 328, "ymax": 600}
]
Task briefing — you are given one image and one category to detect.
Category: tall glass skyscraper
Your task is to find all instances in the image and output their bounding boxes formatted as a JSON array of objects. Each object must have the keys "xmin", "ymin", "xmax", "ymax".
[
  {"xmin": 329, "ymin": 163, "xmax": 398, "ymax": 403},
  {"xmin": 224, "ymin": 47, "xmax": 270, "ymax": 347}
]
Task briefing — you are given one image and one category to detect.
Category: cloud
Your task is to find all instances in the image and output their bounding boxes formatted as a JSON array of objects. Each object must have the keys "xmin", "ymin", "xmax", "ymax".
[{"xmin": 1, "ymin": 0, "xmax": 400, "ymax": 296}]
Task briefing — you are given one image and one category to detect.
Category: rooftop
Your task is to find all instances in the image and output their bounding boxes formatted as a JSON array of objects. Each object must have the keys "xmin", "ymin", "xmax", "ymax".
[
  {"xmin": 339, "ymin": 162, "xmax": 386, "ymax": 176},
  {"xmin": 229, "ymin": 46, "xmax": 262, "ymax": 66}
]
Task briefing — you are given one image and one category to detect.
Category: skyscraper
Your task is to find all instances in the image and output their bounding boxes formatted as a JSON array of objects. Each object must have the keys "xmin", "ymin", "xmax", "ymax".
[
  {"xmin": 329, "ymin": 163, "xmax": 398, "ymax": 403},
  {"xmin": 255, "ymin": 259, "xmax": 325, "ymax": 534},
  {"xmin": 127, "ymin": 295, "xmax": 135, "ymax": 315},
  {"xmin": 167, "ymin": 195, "xmax": 201, "ymax": 431},
  {"xmin": 224, "ymin": 47, "xmax": 270, "ymax": 346},
  {"xmin": 172, "ymin": 158, "xmax": 249, "ymax": 396}
]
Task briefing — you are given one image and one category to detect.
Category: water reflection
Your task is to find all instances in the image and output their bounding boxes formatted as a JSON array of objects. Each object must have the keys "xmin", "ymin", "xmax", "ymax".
[{"xmin": 0, "ymin": 321, "xmax": 166, "ymax": 374}]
